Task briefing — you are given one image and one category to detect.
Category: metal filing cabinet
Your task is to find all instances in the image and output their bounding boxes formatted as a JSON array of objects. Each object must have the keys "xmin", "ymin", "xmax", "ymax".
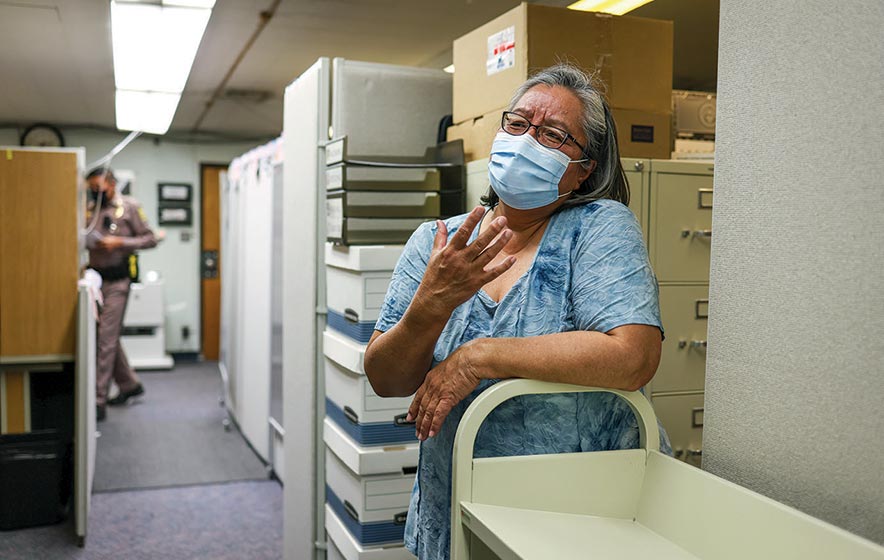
[
  {"xmin": 648, "ymin": 160, "xmax": 714, "ymax": 283},
  {"xmin": 646, "ymin": 159, "xmax": 713, "ymax": 468},
  {"xmin": 649, "ymin": 285, "xmax": 709, "ymax": 394},
  {"xmin": 650, "ymin": 392, "xmax": 704, "ymax": 468},
  {"xmin": 622, "ymin": 158, "xmax": 650, "ymax": 243}
]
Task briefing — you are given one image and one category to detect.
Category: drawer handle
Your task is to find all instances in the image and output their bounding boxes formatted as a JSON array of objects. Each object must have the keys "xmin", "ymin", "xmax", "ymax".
[
  {"xmin": 343, "ymin": 308, "xmax": 360, "ymax": 323},
  {"xmin": 393, "ymin": 511, "xmax": 408, "ymax": 525},
  {"xmin": 394, "ymin": 412, "xmax": 415, "ymax": 426},
  {"xmin": 343, "ymin": 500, "xmax": 359, "ymax": 522},
  {"xmin": 695, "ymin": 300, "xmax": 709, "ymax": 319},
  {"xmin": 681, "ymin": 229, "xmax": 712, "ymax": 239},
  {"xmin": 402, "ymin": 465, "xmax": 417, "ymax": 475},
  {"xmin": 677, "ymin": 339, "xmax": 707, "ymax": 350},
  {"xmin": 692, "ymin": 407, "xmax": 704, "ymax": 428},
  {"xmin": 698, "ymin": 188, "xmax": 713, "ymax": 209},
  {"xmin": 687, "ymin": 449, "xmax": 703, "ymax": 457},
  {"xmin": 343, "ymin": 406, "xmax": 359, "ymax": 425}
]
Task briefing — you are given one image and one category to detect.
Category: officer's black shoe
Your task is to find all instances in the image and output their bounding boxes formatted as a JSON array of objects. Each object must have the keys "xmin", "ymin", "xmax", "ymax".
[
  {"xmin": 97, "ymin": 404, "xmax": 107, "ymax": 422},
  {"xmin": 107, "ymin": 383, "xmax": 145, "ymax": 406}
]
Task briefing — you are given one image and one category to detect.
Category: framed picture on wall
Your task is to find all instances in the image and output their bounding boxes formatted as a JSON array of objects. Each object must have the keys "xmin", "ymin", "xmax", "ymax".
[
  {"xmin": 158, "ymin": 182, "xmax": 192, "ymax": 204},
  {"xmin": 158, "ymin": 206, "xmax": 192, "ymax": 226}
]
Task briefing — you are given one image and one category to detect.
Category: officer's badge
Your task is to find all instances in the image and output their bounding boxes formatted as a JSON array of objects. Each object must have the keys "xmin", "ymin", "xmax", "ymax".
[{"xmin": 115, "ymin": 205, "xmax": 125, "ymax": 219}]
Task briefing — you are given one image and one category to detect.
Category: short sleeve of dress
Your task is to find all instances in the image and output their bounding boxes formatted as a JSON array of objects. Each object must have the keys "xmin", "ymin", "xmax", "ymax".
[
  {"xmin": 570, "ymin": 202, "xmax": 663, "ymax": 335},
  {"xmin": 373, "ymin": 221, "xmax": 435, "ymax": 333}
]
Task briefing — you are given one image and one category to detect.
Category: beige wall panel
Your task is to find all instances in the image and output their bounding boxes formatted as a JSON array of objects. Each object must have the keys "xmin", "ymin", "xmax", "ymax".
[{"xmin": 0, "ymin": 150, "xmax": 79, "ymax": 358}]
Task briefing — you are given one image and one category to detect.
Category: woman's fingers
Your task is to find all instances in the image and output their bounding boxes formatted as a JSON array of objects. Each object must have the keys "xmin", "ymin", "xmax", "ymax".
[
  {"xmin": 416, "ymin": 397, "xmax": 440, "ymax": 441},
  {"xmin": 448, "ymin": 206, "xmax": 484, "ymax": 250},
  {"xmin": 432, "ymin": 219, "xmax": 448, "ymax": 251},
  {"xmin": 482, "ymin": 255, "xmax": 517, "ymax": 283},
  {"xmin": 469, "ymin": 216, "xmax": 508, "ymax": 259},
  {"xmin": 473, "ymin": 229, "xmax": 512, "ymax": 267},
  {"xmin": 406, "ymin": 385, "xmax": 425, "ymax": 423}
]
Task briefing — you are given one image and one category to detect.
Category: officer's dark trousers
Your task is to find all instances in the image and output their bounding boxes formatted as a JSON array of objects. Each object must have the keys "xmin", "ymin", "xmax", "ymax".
[{"xmin": 96, "ymin": 278, "xmax": 141, "ymax": 406}]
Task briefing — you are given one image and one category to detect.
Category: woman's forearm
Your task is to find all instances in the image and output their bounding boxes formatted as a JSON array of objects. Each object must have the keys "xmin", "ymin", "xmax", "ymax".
[
  {"xmin": 465, "ymin": 326, "xmax": 662, "ymax": 392},
  {"xmin": 363, "ymin": 291, "xmax": 453, "ymax": 397}
]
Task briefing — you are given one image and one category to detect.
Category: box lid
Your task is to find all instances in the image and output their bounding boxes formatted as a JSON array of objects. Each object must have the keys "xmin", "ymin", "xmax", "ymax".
[
  {"xmin": 324, "ymin": 328, "xmax": 366, "ymax": 375},
  {"xmin": 325, "ymin": 242, "xmax": 404, "ymax": 271},
  {"xmin": 324, "ymin": 418, "xmax": 419, "ymax": 476}
]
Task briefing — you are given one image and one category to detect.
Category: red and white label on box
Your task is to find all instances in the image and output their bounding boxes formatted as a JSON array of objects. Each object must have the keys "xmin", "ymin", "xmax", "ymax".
[{"xmin": 486, "ymin": 26, "xmax": 515, "ymax": 76}]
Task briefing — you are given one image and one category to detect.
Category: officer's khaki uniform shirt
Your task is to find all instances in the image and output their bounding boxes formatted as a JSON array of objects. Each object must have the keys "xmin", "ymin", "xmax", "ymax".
[{"xmin": 87, "ymin": 194, "xmax": 157, "ymax": 271}]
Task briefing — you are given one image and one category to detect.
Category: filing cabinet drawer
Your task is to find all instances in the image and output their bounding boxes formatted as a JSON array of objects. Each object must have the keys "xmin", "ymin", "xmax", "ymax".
[
  {"xmin": 327, "ymin": 266, "xmax": 393, "ymax": 324},
  {"xmin": 651, "ymin": 284, "xmax": 709, "ymax": 394},
  {"xmin": 652, "ymin": 392, "xmax": 704, "ymax": 468},
  {"xmin": 649, "ymin": 160, "xmax": 714, "ymax": 283},
  {"xmin": 622, "ymin": 157, "xmax": 650, "ymax": 241}
]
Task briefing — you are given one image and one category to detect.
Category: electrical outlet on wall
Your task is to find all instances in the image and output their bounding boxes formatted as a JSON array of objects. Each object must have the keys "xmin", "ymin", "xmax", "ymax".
[
  {"xmin": 180, "ymin": 230, "xmax": 192, "ymax": 242},
  {"xmin": 182, "ymin": 326, "xmax": 190, "ymax": 340}
]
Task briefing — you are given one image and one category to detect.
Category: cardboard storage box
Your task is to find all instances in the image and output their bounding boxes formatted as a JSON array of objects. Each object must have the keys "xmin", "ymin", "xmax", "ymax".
[
  {"xmin": 611, "ymin": 108, "xmax": 672, "ymax": 159},
  {"xmin": 446, "ymin": 107, "xmax": 505, "ymax": 162},
  {"xmin": 448, "ymin": 106, "xmax": 671, "ymax": 162},
  {"xmin": 452, "ymin": 3, "xmax": 673, "ymax": 123}
]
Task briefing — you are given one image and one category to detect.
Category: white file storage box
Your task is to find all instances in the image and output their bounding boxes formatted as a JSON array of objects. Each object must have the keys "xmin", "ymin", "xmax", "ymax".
[
  {"xmin": 326, "ymin": 448, "xmax": 414, "ymax": 546},
  {"xmin": 325, "ymin": 243, "xmax": 404, "ymax": 273},
  {"xmin": 326, "ymin": 505, "xmax": 416, "ymax": 560},
  {"xmin": 324, "ymin": 353, "xmax": 416, "ymax": 445},
  {"xmin": 326, "ymin": 266, "xmax": 393, "ymax": 325},
  {"xmin": 324, "ymin": 417, "xmax": 418, "ymax": 476}
]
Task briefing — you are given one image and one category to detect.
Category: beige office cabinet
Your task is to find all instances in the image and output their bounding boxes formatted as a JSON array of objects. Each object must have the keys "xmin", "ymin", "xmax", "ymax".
[
  {"xmin": 652, "ymin": 392, "xmax": 704, "ymax": 468},
  {"xmin": 651, "ymin": 284, "xmax": 709, "ymax": 394},
  {"xmin": 621, "ymin": 158, "xmax": 649, "ymax": 241},
  {"xmin": 648, "ymin": 160, "xmax": 714, "ymax": 283}
]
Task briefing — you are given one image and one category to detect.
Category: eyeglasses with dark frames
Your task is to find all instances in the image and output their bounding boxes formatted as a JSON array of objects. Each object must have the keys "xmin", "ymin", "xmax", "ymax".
[{"xmin": 500, "ymin": 111, "xmax": 588, "ymax": 155}]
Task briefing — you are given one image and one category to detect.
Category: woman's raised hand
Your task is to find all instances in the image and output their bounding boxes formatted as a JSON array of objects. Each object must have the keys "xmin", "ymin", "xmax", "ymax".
[{"xmin": 413, "ymin": 206, "xmax": 515, "ymax": 318}]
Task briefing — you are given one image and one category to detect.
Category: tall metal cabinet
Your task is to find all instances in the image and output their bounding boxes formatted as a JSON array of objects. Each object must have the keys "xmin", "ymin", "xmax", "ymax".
[{"xmin": 645, "ymin": 160, "xmax": 713, "ymax": 467}]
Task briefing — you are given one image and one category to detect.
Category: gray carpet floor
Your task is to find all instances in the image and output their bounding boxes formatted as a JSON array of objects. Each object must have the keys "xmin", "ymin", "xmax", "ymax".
[
  {"xmin": 94, "ymin": 361, "xmax": 268, "ymax": 491},
  {"xmin": 0, "ymin": 361, "xmax": 282, "ymax": 559},
  {"xmin": 0, "ymin": 480, "xmax": 283, "ymax": 559}
]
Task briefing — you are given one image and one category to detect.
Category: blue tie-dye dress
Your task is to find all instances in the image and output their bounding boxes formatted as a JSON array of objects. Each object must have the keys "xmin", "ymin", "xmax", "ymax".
[{"xmin": 374, "ymin": 199, "xmax": 670, "ymax": 560}]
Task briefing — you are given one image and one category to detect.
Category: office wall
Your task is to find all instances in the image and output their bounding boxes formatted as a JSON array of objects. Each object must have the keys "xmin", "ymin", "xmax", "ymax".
[
  {"xmin": 706, "ymin": 0, "xmax": 884, "ymax": 544},
  {"xmin": 0, "ymin": 128, "xmax": 259, "ymax": 353}
]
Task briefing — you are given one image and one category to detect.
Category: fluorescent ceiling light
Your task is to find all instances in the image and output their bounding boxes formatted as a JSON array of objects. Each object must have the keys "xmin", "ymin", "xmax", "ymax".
[
  {"xmin": 567, "ymin": 0, "xmax": 654, "ymax": 15},
  {"xmin": 163, "ymin": 0, "xmax": 216, "ymax": 7},
  {"xmin": 111, "ymin": 1, "xmax": 211, "ymax": 93},
  {"xmin": 116, "ymin": 90, "xmax": 181, "ymax": 135},
  {"xmin": 443, "ymin": 64, "xmax": 455, "ymax": 74}
]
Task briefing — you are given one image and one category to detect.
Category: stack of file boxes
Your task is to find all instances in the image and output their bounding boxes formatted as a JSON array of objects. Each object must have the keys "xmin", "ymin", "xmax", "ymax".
[
  {"xmin": 323, "ymin": 243, "xmax": 419, "ymax": 560},
  {"xmin": 325, "ymin": 136, "xmax": 466, "ymax": 246}
]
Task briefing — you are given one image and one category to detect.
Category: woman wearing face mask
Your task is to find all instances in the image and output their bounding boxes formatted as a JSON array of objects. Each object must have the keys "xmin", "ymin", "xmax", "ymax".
[{"xmin": 364, "ymin": 63, "xmax": 669, "ymax": 559}]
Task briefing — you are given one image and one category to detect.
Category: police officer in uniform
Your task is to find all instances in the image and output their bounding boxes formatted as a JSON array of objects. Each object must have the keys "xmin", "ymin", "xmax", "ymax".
[{"xmin": 86, "ymin": 167, "xmax": 161, "ymax": 421}]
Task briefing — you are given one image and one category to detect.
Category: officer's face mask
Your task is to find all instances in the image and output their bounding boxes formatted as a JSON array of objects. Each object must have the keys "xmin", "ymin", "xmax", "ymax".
[{"xmin": 488, "ymin": 131, "xmax": 589, "ymax": 210}]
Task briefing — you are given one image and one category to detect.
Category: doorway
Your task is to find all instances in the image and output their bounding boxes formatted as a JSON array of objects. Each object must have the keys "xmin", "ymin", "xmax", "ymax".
[{"xmin": 200, "ymin": 163, "xmax": 227, "ymax": 360}]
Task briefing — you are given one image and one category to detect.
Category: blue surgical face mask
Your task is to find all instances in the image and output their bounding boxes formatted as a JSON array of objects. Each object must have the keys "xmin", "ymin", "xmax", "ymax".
[{"xmin": 488, "ymin": 131, "xmax": 588, "ymax": 210}]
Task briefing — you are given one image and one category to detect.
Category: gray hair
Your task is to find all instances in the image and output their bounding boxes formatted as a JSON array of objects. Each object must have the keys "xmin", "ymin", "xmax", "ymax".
[{"xmin": 481, "ymin": 63, "xmax": 629, "ymax": 209}]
